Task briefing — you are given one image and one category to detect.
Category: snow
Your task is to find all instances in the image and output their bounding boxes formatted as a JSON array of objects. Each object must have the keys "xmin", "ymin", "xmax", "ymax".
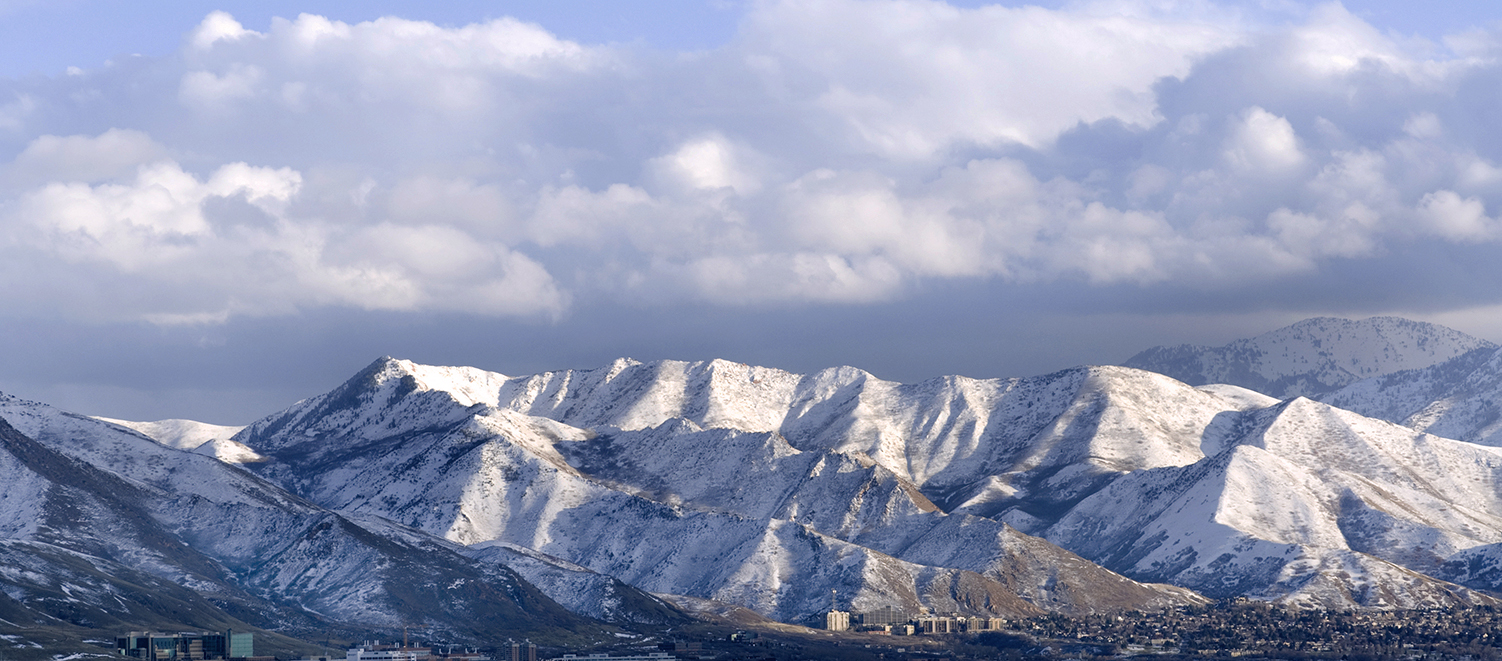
[
  {"xmin": 1126, "ymin": 316, "xmax": 1494, "ymax": 399},
  {"xmin": 1324, "ymin": 346, "xmax": 1502, "ymax": 446},
  {"xmin": 0, "ymin": 448, "xmax": 48, "ymax": 539},
  {"xmin": 11, "ymin": 317, "xmax": 1502, "ymax": 625},
  {"xmin": 192, "ymin": 438, "xmax": 268, "ymax": 464},
  {"xmin": 94, "ymin": 417, "xmax": 245, "ymax": 450},
  {"xmin": 1195, "ymin": 384, "xmax": 1278, "ymax": 410},
  {"xmin": 227, "ymin": 357, "xmax": 1223, "ymax": 620}
]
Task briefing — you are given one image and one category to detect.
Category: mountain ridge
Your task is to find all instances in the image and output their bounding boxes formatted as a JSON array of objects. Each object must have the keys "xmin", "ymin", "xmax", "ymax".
[
  {"xmin": 1324, "ymin": 346, "xmax": 1502, "ymax": 446},
  {"xmin": 226, "ymin": 352, "xmax": 1502, "ymax": 616},
  {"xmin": 0, "ymin": 390, "xmax": 634, "ymax": 649},
  {"xmin": 231, "ymin": 356, "xmax": 1204, "ymax": 622},
  {"xmin": 9, "ymin": 313, "xmax": 1502, "ymax": 650},
  {"xmin": 1123, "ymin": 317, "xmax": 1495, "ymax": 399}
]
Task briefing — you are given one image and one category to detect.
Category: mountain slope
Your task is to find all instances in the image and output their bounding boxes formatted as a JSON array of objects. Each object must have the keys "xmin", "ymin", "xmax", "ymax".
[
  {"xmin": 1044, "ymin": 396, "xmax": 1502, "ymax": 606},
  {"xmin": 95, "ymin": 417, "xmax": 246, "ymax": 451},
  {"xmin": 1323, "ymin": 347, "xmax": 1502, "ymax": 447},
  {"xmin": 0, "ymin": 393, "xmax": 605, "ymax": 645},
  {"xmin": 436, "ymin": 355, "xmax": 1502, "ymax": 607},
  {"xmin": 1123, "ymin": 317, "xmax": 1494, "ymax": 399},
  {"xmin": 232, "ymin": 358, "xmax": 1205, "ymax": 622},
  {"xmin": 494, "ymin": 359, "xmax": 1230, "ymax": 520}
]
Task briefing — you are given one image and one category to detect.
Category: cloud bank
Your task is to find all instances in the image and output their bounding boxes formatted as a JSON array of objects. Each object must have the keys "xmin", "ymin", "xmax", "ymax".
[{"xmin": 3, "ymin": 0, "xmax": 1502, "ymax": 327}]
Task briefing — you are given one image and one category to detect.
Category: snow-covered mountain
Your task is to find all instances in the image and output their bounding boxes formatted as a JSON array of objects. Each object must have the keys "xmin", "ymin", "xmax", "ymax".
[
  {"xmin": 229, "ymin": 355, "xmax": 1502, "ymax": 617},
  {"xmin": 95, "ymin": 417, "xmax": 245, "ymax": 450},
  {"xmin": 1044, "ymin": 395, "xmax": 1502, "ymax": 607},
  {"xmin": 1123, "ymin": 317, "xmax": 1494, "ymax": 399},
  {"xmin": 232, "ymin": 358, "xmax": 1201, "ymax": 623},
  {"xmin": 12, "ymin": 322, "xmax": 1502, "ymax": 643},
  {"xmin": 1323, "ymin": 347, "xmax": 1502, "ymax": 447},
  {"xmin": 486, "ymin": 357, "xmax": 1502, "ymax": 607},
  {"xmin": 0, "ymin": 392, "xmax": 626, "ymax": 648}
]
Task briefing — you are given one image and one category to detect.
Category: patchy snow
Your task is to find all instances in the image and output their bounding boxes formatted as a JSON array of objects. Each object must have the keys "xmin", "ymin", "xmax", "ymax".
[{"xmin": 1126, "ymin": 316, "xmax": 1494, "ymax": 399}]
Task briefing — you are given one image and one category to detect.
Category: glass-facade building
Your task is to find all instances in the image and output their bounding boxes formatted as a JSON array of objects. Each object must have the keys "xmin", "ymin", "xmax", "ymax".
[{"xmin": 117, "ymin": 632, "xmax": 253, "ymax": 660}]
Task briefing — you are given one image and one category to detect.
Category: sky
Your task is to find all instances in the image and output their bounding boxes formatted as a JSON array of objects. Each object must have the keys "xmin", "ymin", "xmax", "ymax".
[{"xmin": 3, "ymin": 0, "xmax": 1502, "ymax": 424}]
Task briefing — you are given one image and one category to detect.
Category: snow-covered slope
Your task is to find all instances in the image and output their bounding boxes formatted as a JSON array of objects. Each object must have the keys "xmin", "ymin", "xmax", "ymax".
[
  {"xmin": 234, "ymin": 358, "xmax": 1205, "ymax": 621},
  {"xmin": 231, "ymin": 354, "xmax": 1502, "ymax": 616},
  {"xmin": 0, "ymin": 392, "xmax": 604, "ymax": 643},
  {"xmin": 1045, "ymin": 396, "xmax": 1502, "ymax": 606},
  {"xmin": 1123, "ymin": 317, "xmax": 1494, "ymax": 399},
  {"xmin": 1323, "ymin": 347, "xmax": 1502, "ymax": 447},
  {"xmin": 490, "ymin": 356, "xmax": 1502, "ymax": 607},
  {"xmin": 97, "ymin": 416, "xmax": 246, "ymax": 450},
  {"xmin": 495, "ymin": 359, "xmax": 1226, "ymax": 518}
]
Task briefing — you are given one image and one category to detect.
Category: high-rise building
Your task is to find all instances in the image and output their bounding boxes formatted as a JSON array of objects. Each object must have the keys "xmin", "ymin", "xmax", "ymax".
[
  {"xmin": 825, "ymin": 610, "xmax": 850, "ymax": 632},
  {"xmin": 508, "ymin": 642, "xmax": 535, "ymax": 661}
]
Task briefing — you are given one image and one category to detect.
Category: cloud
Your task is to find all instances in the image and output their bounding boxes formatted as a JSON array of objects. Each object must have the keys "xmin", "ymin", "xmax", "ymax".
[
  {"xmin": 1417, "ymin": 190, "xmax": 1497, "ymax": 242},
  {"xmin": 190, "ymin": 11, "xmax": 256, "ymax": 51},
  {"xmin": 741, "ymin": 0, "xmax": 1240, "ymax": 157},
  {"xmin": 1, "ymin": 147, "xmax": 566, "ymax": 321},
  {"xmin": 3, "ymin": 128, "xmax": 165, "ymax": 188},
  {"xmin": 2, "ymin": 1, "xmax": 1502, "ymax": 328},
  {"xmin": 1224, "ymin": 107, "xmax": 1304, "ymax": 173}
]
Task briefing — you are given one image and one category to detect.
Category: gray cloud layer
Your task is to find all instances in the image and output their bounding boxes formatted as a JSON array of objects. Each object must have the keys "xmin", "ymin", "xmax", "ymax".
[{"xmin": 3, "ymin": 1, "xmax": 1502, "ymax": 421}]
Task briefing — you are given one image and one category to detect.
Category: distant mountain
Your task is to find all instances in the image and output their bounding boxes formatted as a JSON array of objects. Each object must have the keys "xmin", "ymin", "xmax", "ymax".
[
  {"xmin": 1122, "ymin": 317, "xmax": 1494, "ymax": 399},
  {"xmin": 1323, "ymin": 346, "xmax": 1502, "ymax": 447},
  {"xmin": 229, "ymin": 356, "xmax": 1502, "ymax": 615}
]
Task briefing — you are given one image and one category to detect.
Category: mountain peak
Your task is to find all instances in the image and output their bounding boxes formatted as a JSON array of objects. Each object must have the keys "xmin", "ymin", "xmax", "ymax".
[{"xmin": 1122, "ymin": 316, "xmax": 1494, "ymax": 399}]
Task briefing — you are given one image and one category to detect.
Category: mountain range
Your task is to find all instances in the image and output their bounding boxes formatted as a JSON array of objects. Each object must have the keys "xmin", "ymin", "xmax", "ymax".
[
  {"xmin": 1122, "ymin": 316, "xmax": 1495, "ymax": 399},
  {"xmin": 6, "ymin": 315, "xmax": 1502, "ymax": 655}
]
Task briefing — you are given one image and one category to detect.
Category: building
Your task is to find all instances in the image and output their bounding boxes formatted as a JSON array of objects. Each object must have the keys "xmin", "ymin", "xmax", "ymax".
[
  {"xmin": 431, "ymin": 647, "xmax": 489, "ymax": 661},
  {"xmin": 509, "ymin": 642, "xmax": 536, "ymax": 661},
  {"xmin": 229, "ymin": 633, "xmax": 253, "ymax": 659},
  {"xmin": 825, "ymin": 610, "xmax": 851, "ymax": 631},
  {"xmin": 856, "ymin": 606, "xmax": 908, "ymax": 627},
  {"xmin": 544, "ymin": 654, "xmax": 672, "ymax": 661},
  {"xmin": 965, "ymin": 616, "xmax": 1003, "ymax": 632},
  {"xmin": 916, "ymin": 616, "xmax": 956, "ymax": 634},
  {"xmin": 118, "ymin": 631, "xmax": 253, "ymax": 661},
  {"xmin": 346, "ymin": 649, "xmax": 421, "ymax": 661}
]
